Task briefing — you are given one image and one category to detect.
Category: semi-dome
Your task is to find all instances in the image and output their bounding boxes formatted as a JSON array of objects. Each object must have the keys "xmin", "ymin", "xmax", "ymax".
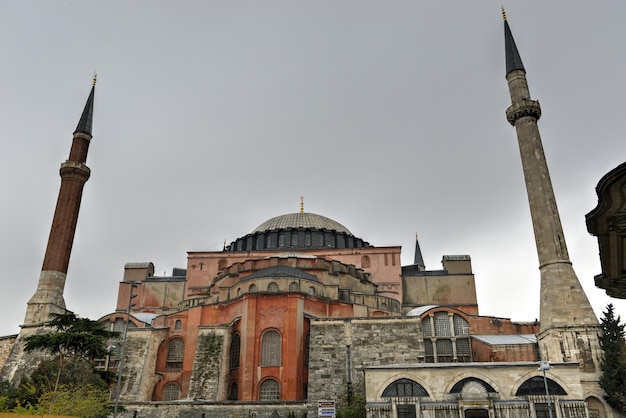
[{"xmin": 253, "ymin": 212, "xmax": 353, "ymax": 235}]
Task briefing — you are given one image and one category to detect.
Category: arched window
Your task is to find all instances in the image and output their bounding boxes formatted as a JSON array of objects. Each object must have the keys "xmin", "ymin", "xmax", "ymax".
[
  {"xmin": 289, "ymin": 282, "xmax": 299, "ymax": 291},
  {"xmin": 516, "ymin": 377, "xmax": 566, "ymax": 418},
  {"xmin": 113, "ymin": 318, "xmax": 125, "ymax": 333},
  {"xmin": 174, "ymin": 320, "xmax": 182, "ymax": 330},
  {"xmin": 218, "ymin": 258, "xmax": 228, "ymax": 270},
  {"xmin": 261, "ymin": 330, "xmax": 281, "ymax": 366},
  {"xmin": 237, "ymin": 287, "xmax": 242, "ymax": 296},
  {"xmin": 308, "ymin": 286, "xmax": 315, "ymax": 296},
  {"xmin": 259, "ymin": 378, "xmax": 280, "ymax": 401},
  {"xmin": 516, "ymin": 376, "xmax": 567, "ymax": 396},
  {"xmin": 361, "ymin": 255, "xmax": 371, "ymax": 268},
  {"xmin": 291, "ymin": 232, "xmax": 298, "ymax": 246},
  {"xmin": 163, "ymin": 383, "xmax": 180, "ymax": 401},
  {"xmin": 268, "ymin": 282, "xmax": 279, "ymax": 292},
  {"xmin": 230, "ymin": 333, "xmax": 241, "ymax": 370},
  {"xmin": 249, "ymin": 284, "xmax": 257, "ymax": 292},
  {"xmin": 422, "ymin": 311, "xmax": 471, "ymax": 363},
  {"xmin": 382, "ymin": 379, "xmax": 428, "ymax": 397},
  {"xmin": 228, "ymin": 381, "xmax": 238, "ymax": 400},
  {"xmin": 166, "ymin": 338, "xmax": 184, "ymax": 370},
  {"xmin": 450, "ymin": 377, "xmax": 497, "ymax": 394}
]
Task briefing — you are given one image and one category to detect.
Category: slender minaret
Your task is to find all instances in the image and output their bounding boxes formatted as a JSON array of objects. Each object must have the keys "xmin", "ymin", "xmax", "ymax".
[
  {"xmin": 503, "ymin": 11, "xmax": 599, "ymax": 361},
  {"xmin": 23, "ymin": 77, "xmax": 96, "ymax": 327}
]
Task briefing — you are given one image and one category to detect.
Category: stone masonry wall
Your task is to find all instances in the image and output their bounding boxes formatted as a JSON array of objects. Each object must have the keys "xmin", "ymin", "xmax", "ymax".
[
  {"xmin": 120, "ymin": 328, "xmax": 168, "ymax": 402},
  {"xmin": 0, "ymin": 334, "xmax": 17, "ymax": 374},
  {"xmin": 308, "ymin": 317, "xmax": 423, "ymax": 410},
  {"xmin": 188, "ymin": 326, "xmax": 230, "ymax": 401},
  {"xmin": 114, "ymin": 401, "xmax": 308, "ymax": 418}
]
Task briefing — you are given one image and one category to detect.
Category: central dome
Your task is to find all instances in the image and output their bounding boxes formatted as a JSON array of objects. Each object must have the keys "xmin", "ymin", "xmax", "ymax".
[{"xmin": 253, "ymin": 212, "xmax": 353, "ymax": 235}]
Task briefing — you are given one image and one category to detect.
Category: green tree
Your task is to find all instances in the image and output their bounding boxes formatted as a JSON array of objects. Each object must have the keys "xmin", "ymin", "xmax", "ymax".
[
  {"xmin": 38, "ymin": 384, "xmax": 112, "ymax": 418},
  {"xmin": 337, "ymin": 393, "xmax": 366, "ymax": 418},
  {"xmin": 599, "ymin": 303, "xmax": 626, "ymax": 412},
  {"xmin": 23, "ymin": 311, "xmax": 119, "ymax": 411}
]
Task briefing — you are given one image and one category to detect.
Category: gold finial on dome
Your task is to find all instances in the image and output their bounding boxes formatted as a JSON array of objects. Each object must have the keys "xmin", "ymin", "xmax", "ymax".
[
  {"xmin": 501, "ymin": 6, "xmax": 507, "ymax": 21},
  {"xmin": 300, "ymin": 196, "xmax": 304, "ymax": 214},
  {"xmin": 92, "ymin": 72, "xmax": 97, "ymax": 86}
]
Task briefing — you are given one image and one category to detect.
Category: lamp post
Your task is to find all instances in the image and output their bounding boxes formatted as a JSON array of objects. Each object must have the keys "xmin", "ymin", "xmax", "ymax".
[
  {"xmin": 113, "ymin": 282, "xmax": 138, "ymax": 418},
  {"xmin": 538, "ymin": 360, "xmax": 554, "ymax": 418}
]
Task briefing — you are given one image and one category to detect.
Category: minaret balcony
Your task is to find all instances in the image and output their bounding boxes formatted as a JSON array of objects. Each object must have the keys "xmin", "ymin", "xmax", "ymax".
[
  {"xmin": 506, "ymin": 99, "xmax": 541, "ymax": 126},
  {"xmin": 59, "ymin": 160, "xmax": 91, "ymax": 181}
]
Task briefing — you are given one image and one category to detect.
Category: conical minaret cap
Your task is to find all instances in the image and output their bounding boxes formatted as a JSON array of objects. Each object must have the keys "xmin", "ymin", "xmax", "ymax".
[
  {"xmin": 504, "ymin": 18, "xmax": 525, "ymax": 74},
  {"xmin": 414, "ymin": 233, "xmax": 425, "ymax": 269},
  {"xmin": 74, "ymin": 78, "xmax": 95, "ymax": 135}
]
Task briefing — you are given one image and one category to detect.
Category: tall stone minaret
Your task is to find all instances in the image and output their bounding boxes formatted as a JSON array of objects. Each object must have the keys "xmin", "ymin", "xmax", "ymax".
[
  {"xmin": 503, "ymin": 13, "xmax": 600, "ymax": 367},
  {"xmin": 23, "ymin": 78, "xmax": 96, "ymax": 327}
]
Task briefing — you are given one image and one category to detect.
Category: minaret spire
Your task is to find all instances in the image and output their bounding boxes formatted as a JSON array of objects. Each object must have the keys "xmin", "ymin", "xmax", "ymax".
[
  {"xmin": 413, "ymin": 233, "xmax": 425, "ymax": 270},
  {"xmin": 23, "ymin": 80, "xmax": 95, "ymax": 327},
  {"xmin": 503, "ymin": 17, "xmax": 597, "ymax": 339}
]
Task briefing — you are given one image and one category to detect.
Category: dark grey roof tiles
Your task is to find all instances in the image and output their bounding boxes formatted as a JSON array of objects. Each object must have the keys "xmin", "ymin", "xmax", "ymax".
[
  {"xmin": 504, "ymin": 20, "xmax": 525, "ymax": 74},
  {"xmin": 245, "ymin": 265, "xmax": 318, "ymax": 281},
  {"xmin": 75, "ymin": 85, "xmax": 95, "ymax": 135},
  {"xmin": 253, "ymin": 212, "xmax": 353, "ymax": 235}
]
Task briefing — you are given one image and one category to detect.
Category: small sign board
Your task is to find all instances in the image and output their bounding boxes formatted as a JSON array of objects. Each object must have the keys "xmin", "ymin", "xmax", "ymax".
[{"xmin": 318, "ymin": 399, "xmax": 336, "ymax": 417}]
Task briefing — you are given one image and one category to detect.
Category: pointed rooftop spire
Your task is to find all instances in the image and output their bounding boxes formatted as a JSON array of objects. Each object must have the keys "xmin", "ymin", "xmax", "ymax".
[
  {"xmin": 503, "ymin": 10, "xmax": 525, "ymax": 74},
  {"xmin": 74, "ymin": 74, "xmax": 96, "ymax": 135},
  {"xmin": 414, "ymin": 232, "xmax": 425, "ymax": 270}
]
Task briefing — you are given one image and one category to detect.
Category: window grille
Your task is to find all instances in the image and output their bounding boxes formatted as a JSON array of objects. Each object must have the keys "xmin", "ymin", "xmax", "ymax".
[
  {"xmin": 268, "ymin": 282, "xmax": 279, "ymax": 292},
  {"xmin": 289, "ymin": 282, "xmax": 299, "ymax": 291},
  {"xmin": 249, "ymin": 284, "xmax": 257, "ymax": 292},
  {"xmin": 166, "ymin": 338, "xmax": 184, "ymax": 370},
  {"xmin": 424, "ymin": 340, "xmax": 434, "ymax": 363},
  {"xmin": 291, "ymin": 232, "xmax": 298, "ymax": 246},
  {"xmin": 163, "ymin": 383, "xmax": 180, "ymax": 401},
  {"xmin": 516, "ymin": 377, "xmax": 567, "ymax": 396},
  {"xmin": 113, "ymin": 318, "xmax": 125, "ymax": 333},
  {"xmin": 434, "ymin": 312, "xmax": 451, "ymax": 336},
  {"xmin": 436, "ymin": 339, "xmax": 453, "ymax": 362},
  {"xmin": 308, "ymin": 287, "xmax": 315, "ymax": 296},
  {"xmin": 261, "ymin": 330, "xmax": 281, "ymax": 366},
  {"xmin": 422, "ymin": 317, "xmax": 432, "ymax": 337},
  {"xmin": 456, "ymin": 338, "xmax": 471, "ymax": 362},
  {"xmin": 259, "ymin": 378, "xmax": 280, "ymax": 400},
  {"xmin": 361, "ymin": 255, "xmax": 371, "ymax": 268},
  {"xmin": 230, "ymin": 333, "xmax": 240, "ymax": 369},
  {"xmin": 382, "ymin": 378, "xmax": 428, "ymax": 397},
  {"xmin": 278, "ymin": 234, "xmax": 285, "ymax": 247},
  {"xmin": 175, "ymin": 320, "xmax": 182, "ymax": 330},
  {"xmin": 305, "ymin": 233, "xmax": 311, "ymax": 246},
  {"xmin": 453, "ymin": 315, "xmax": 469, "ymax": 335}
]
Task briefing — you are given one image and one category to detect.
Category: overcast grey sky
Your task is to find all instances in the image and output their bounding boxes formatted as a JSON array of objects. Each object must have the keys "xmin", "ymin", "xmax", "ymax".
[{"xmin": 1, "ymin": 1, "xmax": 625, "ymax": 336}]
